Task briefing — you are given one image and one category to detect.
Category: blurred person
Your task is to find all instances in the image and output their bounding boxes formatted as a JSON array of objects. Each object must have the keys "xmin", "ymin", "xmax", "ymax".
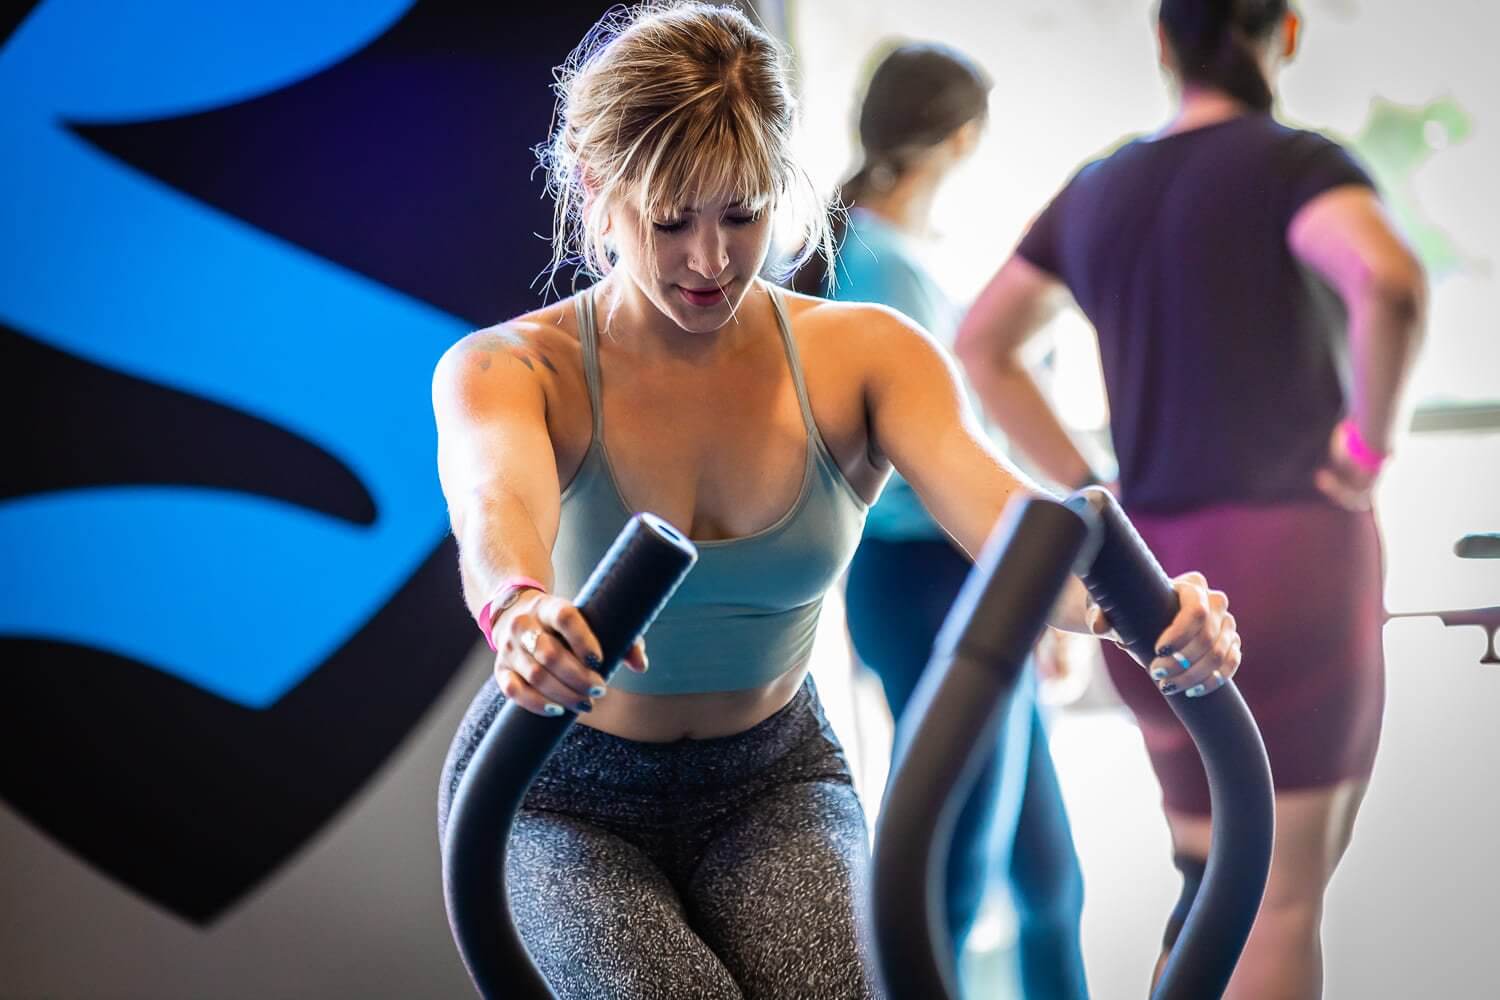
[
  {"xmin": 794, "ymin": 42, "xmax": 1089, "ymax": 999},
  {"xmin": 955, "ymin": 2, "xmax": 1426, "ymax": 996}
]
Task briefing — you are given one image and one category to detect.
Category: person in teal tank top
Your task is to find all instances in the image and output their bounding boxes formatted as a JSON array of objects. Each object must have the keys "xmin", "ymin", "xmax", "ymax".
[
  {"xmin": 796, "ymin": 43, "xmax": 1090, "ymax": 998},
  {"xmin": 433, "ymin": 7, "xmax": 1245, "ymax": 998}
]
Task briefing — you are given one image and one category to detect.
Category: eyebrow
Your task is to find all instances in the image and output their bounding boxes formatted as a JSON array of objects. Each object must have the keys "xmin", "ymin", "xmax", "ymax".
[{"xmin": 665, "ymin": 198, "xmax": 761, "ymax": 216}]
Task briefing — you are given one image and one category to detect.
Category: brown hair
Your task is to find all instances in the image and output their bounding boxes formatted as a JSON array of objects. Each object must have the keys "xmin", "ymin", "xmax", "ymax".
[
  {"xmin": 791, "ymin": 41, "xmax": 991, "ymax": 296},
  {"xmin": 538, "ymin": 2, "xmax": 831, "ymax": 290},
  {"xmin": 1159, "ymin": 0, "xmax": 1288, "ymax": 112}
]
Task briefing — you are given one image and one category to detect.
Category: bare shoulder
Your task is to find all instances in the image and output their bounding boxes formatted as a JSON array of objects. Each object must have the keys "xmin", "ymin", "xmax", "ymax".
[
  {"xmin": 433, "ymin": 299, "xmax": 583, "ymax": 409},
  {"xmin": 781, "ymin": 288, "xmax": 946, "ymax": 372}
]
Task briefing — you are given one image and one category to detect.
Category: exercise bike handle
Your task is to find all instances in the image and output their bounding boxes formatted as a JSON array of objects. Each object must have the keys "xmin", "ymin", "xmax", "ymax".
[
  {"xmin": 441, "ymin": 513, "xmax": 698, "ymax": 1000},
  {"xmin": 1068, "ymin": 487, "xmax": 1275, "ymax": 1000},
  {"xmin": 871, "ymin": 494, "xmax": 1098, "ymax": 999}
]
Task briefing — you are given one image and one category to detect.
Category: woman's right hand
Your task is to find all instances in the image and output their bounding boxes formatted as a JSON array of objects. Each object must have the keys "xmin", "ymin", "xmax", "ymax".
[
  {"xmin": 1314, "ymin": 423, "xmax": 1381, "ymax": 512},
  {"xmin": 493, "ymin": 591, "xmax": 649, "ymax": 717}
]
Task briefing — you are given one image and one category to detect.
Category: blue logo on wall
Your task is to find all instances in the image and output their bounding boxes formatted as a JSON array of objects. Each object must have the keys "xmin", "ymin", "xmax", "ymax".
[{"xmin": 0, "ymin": 0, "xmax": 595, "ymax": 922}]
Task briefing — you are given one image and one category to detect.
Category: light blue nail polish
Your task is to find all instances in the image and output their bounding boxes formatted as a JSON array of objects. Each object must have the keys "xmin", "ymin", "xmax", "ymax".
[
  {"xmin": 588, "ymin": 685, "xmax": 607, "ymax": 698},
  {"xmin": 1185, "ymin": 683, "xmax": 1207, "ymax": 698},
  {"xmin": 1174, "ymin": 653, "xmax": 1193, "ymax": 672},
  {"xmin": 543, "ymin": 703, "xmax": 564, "ymax": 717},
  {"xmin": 1151, "ymin": 667, "xmax": 1171, "ymax": 680}
]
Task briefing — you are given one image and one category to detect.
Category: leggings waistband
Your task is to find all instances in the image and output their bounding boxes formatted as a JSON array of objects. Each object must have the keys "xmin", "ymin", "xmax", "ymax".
[{"xmin": 535, "ymin": 678, "xmax": 828, "ymax": 794}]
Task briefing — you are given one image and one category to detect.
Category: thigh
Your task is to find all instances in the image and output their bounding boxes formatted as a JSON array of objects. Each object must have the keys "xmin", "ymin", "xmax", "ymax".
[
  {"xmin": 508, "ymin": 809, "xmax": 743, "ymax": 1000},
  {"xmin": 685, "ymin": 781, "xmax": 879, "ymax": 1000},
  {"xmin": 1163, "ymin": 778, "xmax": 1369, "ymax": 904}
]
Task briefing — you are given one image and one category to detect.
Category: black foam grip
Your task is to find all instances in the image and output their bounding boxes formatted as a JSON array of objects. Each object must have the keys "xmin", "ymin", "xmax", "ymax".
[
  {"xmin": 871, "ymin": 496, "xmax": 1095, "ymax": 1000},
  {"xmin": 442, "ymin": 513, "xmax": 698, "ymax": 999},
  {"xmin": 1063, "ymin": 487, "xmax": 1178, "ymax": 663},
  {"xmin": 1067, "ymin": 487, "xmax": 1275, "ymax": 1000}
]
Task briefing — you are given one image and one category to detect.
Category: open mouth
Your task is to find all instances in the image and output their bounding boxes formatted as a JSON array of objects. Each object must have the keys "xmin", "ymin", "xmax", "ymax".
[{"xmin": 678, "ymin": 284, "xmax": 727, "ymax": 307}]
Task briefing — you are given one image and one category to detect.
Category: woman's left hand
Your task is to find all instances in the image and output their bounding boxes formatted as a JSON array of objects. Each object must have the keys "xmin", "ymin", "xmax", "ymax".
[{"xmin": 1085, "ymin": 571, "xmax": 1240, "ymax": 698}]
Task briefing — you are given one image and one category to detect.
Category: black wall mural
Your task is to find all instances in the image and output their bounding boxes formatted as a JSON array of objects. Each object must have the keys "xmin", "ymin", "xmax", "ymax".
[{"xmin": 0, "ymin": 0, "xmax": 607, "ymax": 923}]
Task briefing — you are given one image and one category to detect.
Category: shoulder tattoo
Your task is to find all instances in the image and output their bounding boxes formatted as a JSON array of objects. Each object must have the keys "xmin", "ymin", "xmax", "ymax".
[{"xmin": 470, "ymin": 331, "xmax": 560, "ymax": 377}]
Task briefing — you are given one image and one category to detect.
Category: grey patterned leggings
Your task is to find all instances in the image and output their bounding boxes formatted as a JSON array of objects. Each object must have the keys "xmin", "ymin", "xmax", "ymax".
[{"xmin": 439, "ymin": 678, "xmax": 880, "ymax": 1000}]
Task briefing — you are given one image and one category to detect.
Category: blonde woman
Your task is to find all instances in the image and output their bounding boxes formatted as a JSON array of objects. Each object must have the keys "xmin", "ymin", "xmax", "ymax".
[{"xmin": 434, "ymin": 4, "xmax": 1241, "ymax": 997}]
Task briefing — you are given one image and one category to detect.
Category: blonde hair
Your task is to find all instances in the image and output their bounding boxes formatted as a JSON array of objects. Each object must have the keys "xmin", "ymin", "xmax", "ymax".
[{"xmin": 537, "ymin": 1, "xmax": 831, "ymax": 291}]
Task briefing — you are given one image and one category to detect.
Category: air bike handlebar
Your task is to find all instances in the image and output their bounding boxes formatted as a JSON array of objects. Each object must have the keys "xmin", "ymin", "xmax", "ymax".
[
  {"xmin": 442, "ymin": 495, "xmax": 1272, "ymax": 999},
  {"xmin": 441, "ymin": 513, "xmax": 698, "ymax": 1000},
  {"xmin": 870, "ymin": 488, "xmax": 1274, "ymax": 1000},
  {"xmin": 1070, "ymin": 488, "xmax": 1276, "ymax": 998}
]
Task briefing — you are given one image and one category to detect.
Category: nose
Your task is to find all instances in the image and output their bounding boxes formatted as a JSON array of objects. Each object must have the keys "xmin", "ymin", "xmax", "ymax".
[{"xmin": 687, "ymin": 226, "xmax": 729, "ymax": 281}]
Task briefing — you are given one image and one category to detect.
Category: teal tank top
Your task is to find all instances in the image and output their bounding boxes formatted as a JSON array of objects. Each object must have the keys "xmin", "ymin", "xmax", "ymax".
[
  {"xmin": 828, "ymin": 209, "xmax": 961, "ymax": 543},
  {"xmin": 551, "ymin": 285, "xmax": 869, "ymax": 695}
]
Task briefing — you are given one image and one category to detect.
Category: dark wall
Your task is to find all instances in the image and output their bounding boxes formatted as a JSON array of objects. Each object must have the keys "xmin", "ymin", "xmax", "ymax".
[{"xmin": 0, "ymin": 3, "xmax": 608, "ymax": 992}]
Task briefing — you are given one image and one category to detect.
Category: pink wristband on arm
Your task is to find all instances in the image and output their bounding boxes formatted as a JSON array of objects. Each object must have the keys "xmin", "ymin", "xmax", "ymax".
[
  {"xmin": 477, "ymin": 576, "xmax": 547, "ymax": 652},
  {"xmin": 1340, "ymin": 419, "xmax": 1388, "ymax": 476}
]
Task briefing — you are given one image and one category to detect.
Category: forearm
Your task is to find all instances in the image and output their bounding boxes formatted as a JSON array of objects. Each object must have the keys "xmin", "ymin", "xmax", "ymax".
[
  {"xmin": 1345, "ymin": 282, "xmax": 1427, "ymax": 454},
  {"xmin": 455, "ymin": 484, "xmax": 555, "ymax": 620},
  {"xmin": 966, "ymin": 354, "xmax": 1095, "ymax": 489}
]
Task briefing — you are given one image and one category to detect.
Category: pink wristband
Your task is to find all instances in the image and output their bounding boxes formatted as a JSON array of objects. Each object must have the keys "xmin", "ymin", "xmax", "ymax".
[
  {"xmin": 1340, "ymin": 419, "xmax": 1388, "ymax": 475},
  {"xmin": 477, "ymin": 576, "xmax": 547, "ymax": 652}
]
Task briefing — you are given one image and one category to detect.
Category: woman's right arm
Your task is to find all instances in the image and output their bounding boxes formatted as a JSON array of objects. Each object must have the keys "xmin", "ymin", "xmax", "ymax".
[
  {"xmin": 432, "ymin": 326, "xmax": 621, "ymax": 716},
  {"xmin": 1288, "ymin": 185, "xmax": 1428, "ymax": 508},
  {"xmin": 954, "ymin": 254, "xmax": 1098, "ymax": 490}
]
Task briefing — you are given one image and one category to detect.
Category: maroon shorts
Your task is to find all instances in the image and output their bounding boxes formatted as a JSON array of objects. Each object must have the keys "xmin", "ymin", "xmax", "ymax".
[{"xmin": 1101, "ymin": 500, "xmax": 1386, "ymax": 816}]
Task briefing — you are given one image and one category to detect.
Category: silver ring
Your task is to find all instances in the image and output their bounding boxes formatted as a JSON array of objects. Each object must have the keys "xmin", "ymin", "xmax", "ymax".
[{"xmin": 520, "ymin": 628, "xmax": 541, "ymax": 658}]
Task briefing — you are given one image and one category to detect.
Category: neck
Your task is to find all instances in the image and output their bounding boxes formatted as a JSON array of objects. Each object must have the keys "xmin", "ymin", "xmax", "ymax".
[
  {"xmin": 858, "ymin": 164, "xmax": 943, "ymax": 237},
  {"xmin": 1163, "ymin": 86, "xmax": 1256, "ymax": 136},
  {"xmin": 595, "ymin": 273, "xmax": 766, "ymax": 363}
]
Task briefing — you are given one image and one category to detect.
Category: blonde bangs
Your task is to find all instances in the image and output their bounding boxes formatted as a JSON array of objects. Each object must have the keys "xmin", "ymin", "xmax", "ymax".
[
  {"xmin": 538, "ymin": 2, "xmax": 833, "ymax": 292},
  {"xmin": 635, "ymin": 97, "xmax": 780, "ymax": 222}
]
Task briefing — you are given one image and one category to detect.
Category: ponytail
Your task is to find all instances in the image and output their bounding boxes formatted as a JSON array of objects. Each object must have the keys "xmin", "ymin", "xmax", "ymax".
[
  {"xmin": 1159, "ymin": 0, "xmax": 1286, "ymax": 112},
  {"xmin": 789, "ymin": 160, "xmax": 888, "ymax": 296}
]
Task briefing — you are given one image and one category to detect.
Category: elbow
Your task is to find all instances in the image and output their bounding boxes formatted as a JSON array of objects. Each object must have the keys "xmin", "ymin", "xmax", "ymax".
[
  {"xmin": 1354, "ymin": 250, "xmax": 1428, "ymax": 334},
  {"xmin": 953, "ymin": 324, "xmax": 1022, "ymax": 383},
  {"xmin": 952, "ymin": 319, "xmax": 983, "ymax": 372}
]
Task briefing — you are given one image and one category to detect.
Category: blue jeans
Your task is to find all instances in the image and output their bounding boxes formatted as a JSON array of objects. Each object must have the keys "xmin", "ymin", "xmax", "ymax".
[{"xmin": 845, "ymin": 536, "xmax": 1089, "ymax": 999}]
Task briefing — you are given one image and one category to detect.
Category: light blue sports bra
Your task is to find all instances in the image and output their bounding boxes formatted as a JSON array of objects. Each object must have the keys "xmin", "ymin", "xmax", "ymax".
[{"xmin": 552, "ymin": 284, "xmax": 868, "ymax": 695}]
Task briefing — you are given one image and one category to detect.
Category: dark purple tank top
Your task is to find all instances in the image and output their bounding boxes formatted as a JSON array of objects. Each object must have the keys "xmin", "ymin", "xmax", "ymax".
[{"xmin": 1016, "ymin": 113, "xmax": 1373, "ymax": 513}]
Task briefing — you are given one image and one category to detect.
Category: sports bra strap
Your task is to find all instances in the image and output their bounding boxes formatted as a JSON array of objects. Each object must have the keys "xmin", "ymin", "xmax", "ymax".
[
  {"xmin": 766, "ymin": 285, "xmax": 817, "ymax": 437},
  {"xmin": 574, "ymin": 289, "xmax": 604, "ymax": 440}
]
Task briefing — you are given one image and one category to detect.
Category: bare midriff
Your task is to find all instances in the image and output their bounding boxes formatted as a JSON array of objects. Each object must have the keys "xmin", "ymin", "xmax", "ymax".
[{"xmin": 577, "ymin": 662, "xmax": 811, "ymax": 742}]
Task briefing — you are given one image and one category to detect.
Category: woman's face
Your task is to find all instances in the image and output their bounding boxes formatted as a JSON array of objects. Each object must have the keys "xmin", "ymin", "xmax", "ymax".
[{"xmin": 609, "ymin": 189, "xmax": 775, "ymax": 334}]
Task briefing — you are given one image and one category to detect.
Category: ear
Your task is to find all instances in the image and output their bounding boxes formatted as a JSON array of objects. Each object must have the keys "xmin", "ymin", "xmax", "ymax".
[
  {"xmin": 580, "ymin": 172, "xmax": 613, "ymax": 236},
  {"xmin": 1155, "ymin": 21, "xmax": 1176, "ymax": 74},
  {"xmin": 950, "ymin": 118, "xmax": 985, "ymax": 159},
  {"xmin": 1281, "ymin": 9, "xmax": 1301, "ymax": 60}
]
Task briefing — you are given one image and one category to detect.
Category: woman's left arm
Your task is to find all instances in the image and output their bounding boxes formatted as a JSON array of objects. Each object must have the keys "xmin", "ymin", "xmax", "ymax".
[{"xmin": 861, "ymin": 307, "xmax": 1241, "ymax": 695}]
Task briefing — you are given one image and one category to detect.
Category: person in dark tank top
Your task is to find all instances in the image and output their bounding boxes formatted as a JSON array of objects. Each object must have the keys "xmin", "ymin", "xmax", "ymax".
[{"xmin": 955, "ymin": 1, "xmax": 1427, "ymax": 997}]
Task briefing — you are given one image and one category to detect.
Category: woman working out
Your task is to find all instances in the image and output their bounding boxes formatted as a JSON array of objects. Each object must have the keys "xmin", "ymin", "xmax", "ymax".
[
  {"xmin": 956, "ymin": 2, "xmax": 1426, "ymax": 996},
  {"xmin": 794, "ymin": 43, "xmax": 1087, "ymax": 998},
  {"xmin": 434, "ymin": 4, "xmax": 1242, "ymax": 997}
]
